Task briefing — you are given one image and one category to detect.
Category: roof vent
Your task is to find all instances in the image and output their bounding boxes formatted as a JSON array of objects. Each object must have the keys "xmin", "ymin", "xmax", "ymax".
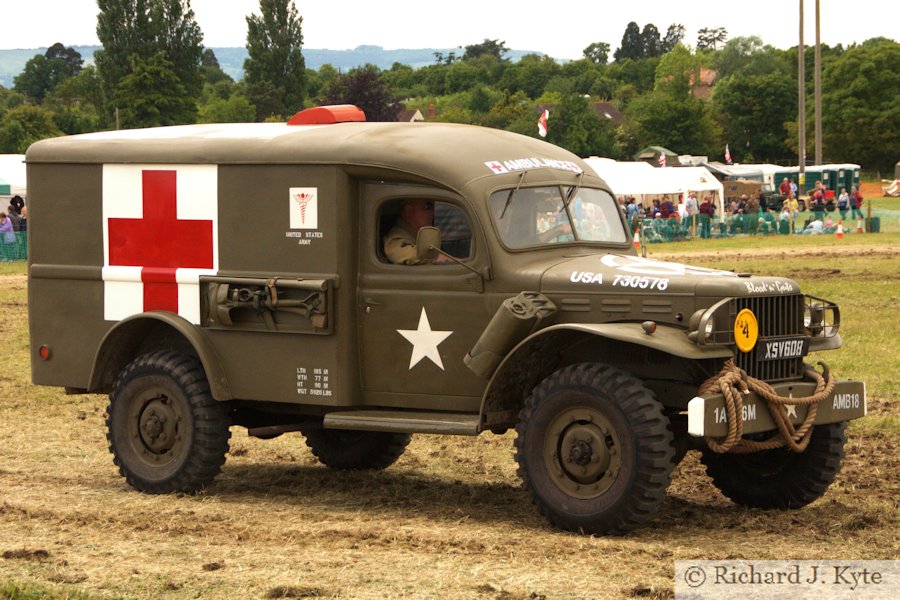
[{"xmin": 287, "ymin": 104, "xmax": 367, "ymax": 125}]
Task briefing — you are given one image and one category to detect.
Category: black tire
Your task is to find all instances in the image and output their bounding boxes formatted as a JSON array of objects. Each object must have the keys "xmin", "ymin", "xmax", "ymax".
[
  {"xmin": 106, "ymin": 351, "xmax": 231, "ymax": 493},
  {"xmin": 301, "ymin": 428, "xmax": 411, "ymax": 470},
  {"xmin": 514, "ymin": 363, "xmax": 675, "ymax": 535},
  {"xmin": 701, "ymin": 422, "xmax": 847, "ymax": 509}
]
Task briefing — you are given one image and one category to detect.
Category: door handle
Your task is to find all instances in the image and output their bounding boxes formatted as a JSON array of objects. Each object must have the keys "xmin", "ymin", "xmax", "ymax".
[{"xmin": 364, "ymin": 298, "xmax": 381, "ymax": 313}]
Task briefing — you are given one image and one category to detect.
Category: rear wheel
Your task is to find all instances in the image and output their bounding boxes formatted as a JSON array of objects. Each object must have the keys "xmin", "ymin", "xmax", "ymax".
[
  {"xmin": 106, "ymin": 351, "xmax": 231, "ymax": 493},
  {"xmin": 701, "ymin": 422, "xmax": 847, "ymax": 508},
  {"xmin": 515, "ymin": 363, "xmax": 674, "ymax": 535},
  {"xmin": 301, "ymin": 428, "xmax": 411, "ymax": 470}
]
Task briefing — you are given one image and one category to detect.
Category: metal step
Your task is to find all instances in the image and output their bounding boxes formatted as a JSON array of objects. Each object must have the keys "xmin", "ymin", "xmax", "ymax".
[{"xmin": 323, "ymin": 410, "xmax": 481, "ymax": 435}]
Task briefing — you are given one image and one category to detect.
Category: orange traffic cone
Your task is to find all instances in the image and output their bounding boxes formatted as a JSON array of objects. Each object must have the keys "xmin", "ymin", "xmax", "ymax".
[
  {"xmin": 836, "ymin": 220, "xmax": 844, "ymax": 239},
  {"xmin": 856, "ymin": 219, "xmax": 863, "ymax": 233},
  {"xmin": 633, "ymin": 228, "xmax": 641, "ymax": 249}
]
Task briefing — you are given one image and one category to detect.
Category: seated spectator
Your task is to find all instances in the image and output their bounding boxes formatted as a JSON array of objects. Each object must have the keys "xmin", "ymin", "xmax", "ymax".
[{"xmin": 802, "ymin": 217, "xmax": 825, "ymax": 235}]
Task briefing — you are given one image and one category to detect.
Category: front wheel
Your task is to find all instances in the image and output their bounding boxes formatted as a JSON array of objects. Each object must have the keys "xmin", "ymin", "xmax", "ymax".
[
  {"xmin": 701, "ymin": 422, "xmax": 847, "ymax": 509},
  {"xmin": 106, "ymin": 351, "xmax": 231, "ymax": 493},
  {"xmin": 515, "ymin": 363, "xmax": 674, "ymax": 535}
]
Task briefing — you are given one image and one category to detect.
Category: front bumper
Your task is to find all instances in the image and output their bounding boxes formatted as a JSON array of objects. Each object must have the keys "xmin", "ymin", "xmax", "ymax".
[{"xmin": 688, "ymin": 379, "xmax": 866, "ymax": 437}]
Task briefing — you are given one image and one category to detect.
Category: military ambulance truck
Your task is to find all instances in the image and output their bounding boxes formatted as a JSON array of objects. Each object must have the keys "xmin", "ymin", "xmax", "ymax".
[{"xmin": 26, "ymin": 105, "xmax": 866, "ymax": 534}]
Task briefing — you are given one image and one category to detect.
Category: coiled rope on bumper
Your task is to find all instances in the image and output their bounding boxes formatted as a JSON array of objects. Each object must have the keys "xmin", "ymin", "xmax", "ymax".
[{"xmin": 698, "ymin": 359, "xmax": 836, "ymax": 454}]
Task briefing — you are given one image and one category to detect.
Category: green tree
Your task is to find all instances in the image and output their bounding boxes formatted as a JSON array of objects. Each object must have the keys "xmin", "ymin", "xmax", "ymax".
[
  {"xmin": 463, "ymin": 39, "xmax": 509, "ymax": 61},
  {"xmin": 499, "ymin": 54, "xmax": 561, "ymax": 99},
  {"xmin": 654, "ymin": 44, "xmax": 700, "ymax": 98},
  {"xmin": 713, "ymin": 71, "xmax": 795, "ymax": 162},
  {"xmin": 243, "ymin": 0, "xmax": 306, "ymax": 119},
  {"xmin": 614, "ymin": 22, "xmax": 643, "ymax": 61},
  {"xmin": 821, "ymin": 38, "xmax": 900, "ymax": 172},
  {"xmin": 201, "ymin": 48, "xmax": 233, "ymax": 89},
  {"xmin": 116, "ymin": 52, "xmax": 196, "ymax": 128},
  {"xmin": 382, "ymin": 62, "xmax": 421, "ymax": 98},
  {"xmin": 583, "ymin": 42, "xmax": 611, "ymax": 65},
  {"xmin": 545, "ymin": 94, "xmax": 619, "ymax": 158},
  {"xmin": 607, "ymin": 57, "xmax": 659, "ymax": 94},
  {"xmin": 697, "ymin": 27, "xmax": 728, "ymax": 51},
  {"xmin": 0, "ymin": 86, "xmax": 26, "ymax": 117},
  {"xmin": 13, "ymin": 44, "xmax": 84, "ymax": 102},
  {"xmin": 713, "ymin": 36, "xmax": 787, "ymax": 80},
  {"xmin": 641, "ymin": 24, "xmax": 662, "ymax": 58},
  {"xmin": 44, "ymin": 66, "xmax": 104, "ymax": 134},
  {"xmin": 198, "ymin": 95, "xmax": 256, "ymax": 123},
  {"xmin": 322, "ymin": 64, "xmax": 401, "ymax": 122},
  {"xmin": 481, "ymin": 90, "xmax": 531, "ymax": 131},
  {"xmin": 95, "ymin": 0, "xmax": 203, "ymax": 124},
  {"xmin": 661, "ymin": 24, "xmax": 686, "ymax": 53},
  {"xmin": 0, "ymin": 104, "xmax": 64, "ymax": 153},
  {"xmin": 626, "ymin": 87, "xmax": 721, "ymax": 157},
  {"xmin": 468, "ymin": 85, "xmax": 495, "ymax": 114}
]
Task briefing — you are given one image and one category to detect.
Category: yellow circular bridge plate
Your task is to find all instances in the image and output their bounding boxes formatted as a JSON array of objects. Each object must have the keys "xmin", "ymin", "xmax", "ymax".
[{"xmin": 734, "ymin": 308, "xmax": 759, "ymax": 353}]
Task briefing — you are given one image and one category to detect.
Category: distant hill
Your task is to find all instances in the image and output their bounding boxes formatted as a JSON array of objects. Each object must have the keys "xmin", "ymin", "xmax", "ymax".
[{"xmin": 0, "ymin": 45, "xmax": 545, "ymax": 87}]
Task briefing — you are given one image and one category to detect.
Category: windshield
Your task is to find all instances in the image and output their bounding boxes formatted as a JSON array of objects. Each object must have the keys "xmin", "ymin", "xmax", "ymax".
[{"xmin": 489, "ymin": 186, "xmax": 627, "ymax": 249}]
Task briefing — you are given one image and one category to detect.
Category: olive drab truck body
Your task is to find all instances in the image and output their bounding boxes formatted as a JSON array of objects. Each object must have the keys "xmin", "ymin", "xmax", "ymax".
[{"xmin": 27, "ymin": 105, "xmax": 866, "ymax": 534}]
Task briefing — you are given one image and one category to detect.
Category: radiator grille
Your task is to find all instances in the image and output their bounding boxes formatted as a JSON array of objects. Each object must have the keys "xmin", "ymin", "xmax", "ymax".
[{"xmin": 733, "ymin": 294, "xmax": 806, "ymax": 382}]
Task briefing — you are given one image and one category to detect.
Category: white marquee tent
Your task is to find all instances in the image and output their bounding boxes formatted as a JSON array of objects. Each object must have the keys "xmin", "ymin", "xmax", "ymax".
[
  {"xmin": 0, "ymin": 154, "xmax": 27, "ymax": 201},
  {"xmin": 584, "ymin": 157, "xmax": 724, "ymax": 219}
]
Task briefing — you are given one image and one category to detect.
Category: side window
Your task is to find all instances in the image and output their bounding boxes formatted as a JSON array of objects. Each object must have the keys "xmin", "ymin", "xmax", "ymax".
[
  {"xmin": 434, "ymin": 203, "xmax": 472, "ymax": 258},
  {"xmin": 377, "ymin": 199, "xmax": 473, "ymax": 265}
]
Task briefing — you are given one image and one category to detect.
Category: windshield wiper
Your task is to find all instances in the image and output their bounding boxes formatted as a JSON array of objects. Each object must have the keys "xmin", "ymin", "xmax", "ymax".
[
  {"xmin": 563, "ymin": 170, "xmax": 584, "ymax": 209},
  {"xmin": 500, "ymin": 170, "xmax": 527, "ymax": 220}
]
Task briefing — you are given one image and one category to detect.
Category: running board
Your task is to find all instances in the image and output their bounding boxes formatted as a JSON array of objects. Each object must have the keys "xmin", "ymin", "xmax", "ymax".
[{"xmin": 323, "ymin": 410, "xmax": 481, "ymax": 435}]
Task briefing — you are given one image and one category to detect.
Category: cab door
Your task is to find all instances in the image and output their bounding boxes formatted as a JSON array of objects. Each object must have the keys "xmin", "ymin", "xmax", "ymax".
[{"xmin": 358, "ymin": 183, "xmax": 492, "ymax": 412}]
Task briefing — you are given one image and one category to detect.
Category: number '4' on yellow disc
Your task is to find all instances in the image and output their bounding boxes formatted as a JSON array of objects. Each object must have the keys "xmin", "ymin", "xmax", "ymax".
[{"xmin": 734, "ymin": 308, "xmax": 759, "ymax": 353}]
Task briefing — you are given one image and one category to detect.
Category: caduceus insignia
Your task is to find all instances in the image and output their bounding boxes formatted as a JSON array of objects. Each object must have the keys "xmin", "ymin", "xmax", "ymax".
[{"xmin": 293, "ymin": 192, "xmax": 315, "ymax": 224}]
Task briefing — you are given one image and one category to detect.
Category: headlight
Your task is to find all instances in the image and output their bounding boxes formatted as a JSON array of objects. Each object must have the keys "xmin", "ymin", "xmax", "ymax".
[{"xmin": 804, "ymin": 301, "xmax": 826, "ymax": 335}]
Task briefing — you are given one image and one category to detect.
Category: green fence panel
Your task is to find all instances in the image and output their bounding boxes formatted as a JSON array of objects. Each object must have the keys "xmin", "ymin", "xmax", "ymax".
[{"xmin": 1, "ymin": 231, "xmax": 27, "ymax": 261}]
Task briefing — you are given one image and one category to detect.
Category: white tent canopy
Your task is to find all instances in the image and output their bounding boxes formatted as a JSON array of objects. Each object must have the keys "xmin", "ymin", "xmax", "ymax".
[
  {"xmin": 0, "ymin": 154, "xmax": 27, "ymax": 200},
  {"xmin": 584, "ymin": 157, "xmax": 724, "ymax": 218}
]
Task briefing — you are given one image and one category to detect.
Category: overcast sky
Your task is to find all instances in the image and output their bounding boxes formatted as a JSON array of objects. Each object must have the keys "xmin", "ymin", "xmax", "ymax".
[{"xmin": 2, "ymin": 0, "xmax": 895, "ymax": 59}]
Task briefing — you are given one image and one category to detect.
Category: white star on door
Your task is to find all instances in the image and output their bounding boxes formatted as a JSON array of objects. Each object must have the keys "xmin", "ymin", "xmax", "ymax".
[{"xmin": 397, "ymin": 308, "xmax": 453, "ymax": 370}]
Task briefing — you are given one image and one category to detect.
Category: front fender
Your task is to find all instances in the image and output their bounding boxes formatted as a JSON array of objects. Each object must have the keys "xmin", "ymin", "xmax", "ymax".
[
  {"xmin": 89, "ymin": 311, "xmax": 232, "ymax": 400},
  {"xmin": 477, "ymin": 323, "xmax": 732, "ymax": 430},
  {"xmin": 543, "ymin": 322, "xmax": 734, "ymax": 360}
]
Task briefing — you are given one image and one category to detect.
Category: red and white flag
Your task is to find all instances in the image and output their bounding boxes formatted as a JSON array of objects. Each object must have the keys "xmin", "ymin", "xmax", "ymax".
[
  {"xmin": 537, "ymin": 109, "xmax": 549, "ymax": 138},
  {"xmin": 725, "ymin": 144, "xmax": 732, "ymax": 164},
  {"xmin": 658, "ymin": 152, "xmax": 666, "ymax": 168}
]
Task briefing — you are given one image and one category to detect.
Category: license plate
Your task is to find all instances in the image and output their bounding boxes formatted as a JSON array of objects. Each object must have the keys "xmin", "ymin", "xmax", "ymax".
[{"xmin": 760, "ymin": 337, "xmax": 809, "ymax": 361}]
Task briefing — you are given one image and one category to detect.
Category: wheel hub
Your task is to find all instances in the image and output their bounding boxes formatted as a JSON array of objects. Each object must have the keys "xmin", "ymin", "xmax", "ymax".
[
  {"xmin": 139, "ymin": 397, "xmax": 178, "ymax": 454},
  {"xmin": 544, "ymin": 407, "xmax": 621, "ymax": 499}
]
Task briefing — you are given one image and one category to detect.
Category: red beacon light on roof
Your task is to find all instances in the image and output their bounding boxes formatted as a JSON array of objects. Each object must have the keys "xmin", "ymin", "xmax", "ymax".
[{"xmin": 287, "ymin": 104, "xmax": 367, "ymax": 125}]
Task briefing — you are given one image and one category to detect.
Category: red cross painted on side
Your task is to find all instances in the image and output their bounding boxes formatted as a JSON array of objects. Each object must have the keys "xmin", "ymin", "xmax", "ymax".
[{"xmin": 107, "ymin": 170, "xmax": 213, "ymax": 313}]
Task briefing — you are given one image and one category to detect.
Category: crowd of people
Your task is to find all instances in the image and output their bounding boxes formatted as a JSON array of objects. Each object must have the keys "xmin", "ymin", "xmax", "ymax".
[
  {"xmin": 1, "ymin": 195, "xmax": 27, "ymax": 261},
  {"xmin": 622, "ymin": 177, "xmax": 867, "ymax": 241}
]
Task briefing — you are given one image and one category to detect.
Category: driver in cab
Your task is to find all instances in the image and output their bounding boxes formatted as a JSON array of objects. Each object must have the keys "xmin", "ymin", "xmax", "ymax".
[{"xmin": 384, "ymin": 199, "xmax": 453, "ymax": 265}]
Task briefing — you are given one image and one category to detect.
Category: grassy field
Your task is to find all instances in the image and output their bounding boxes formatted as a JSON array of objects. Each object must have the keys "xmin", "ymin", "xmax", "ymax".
[{"xmin": 1, "ymin": 234, "xmax": 898, "ymax": 599}]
